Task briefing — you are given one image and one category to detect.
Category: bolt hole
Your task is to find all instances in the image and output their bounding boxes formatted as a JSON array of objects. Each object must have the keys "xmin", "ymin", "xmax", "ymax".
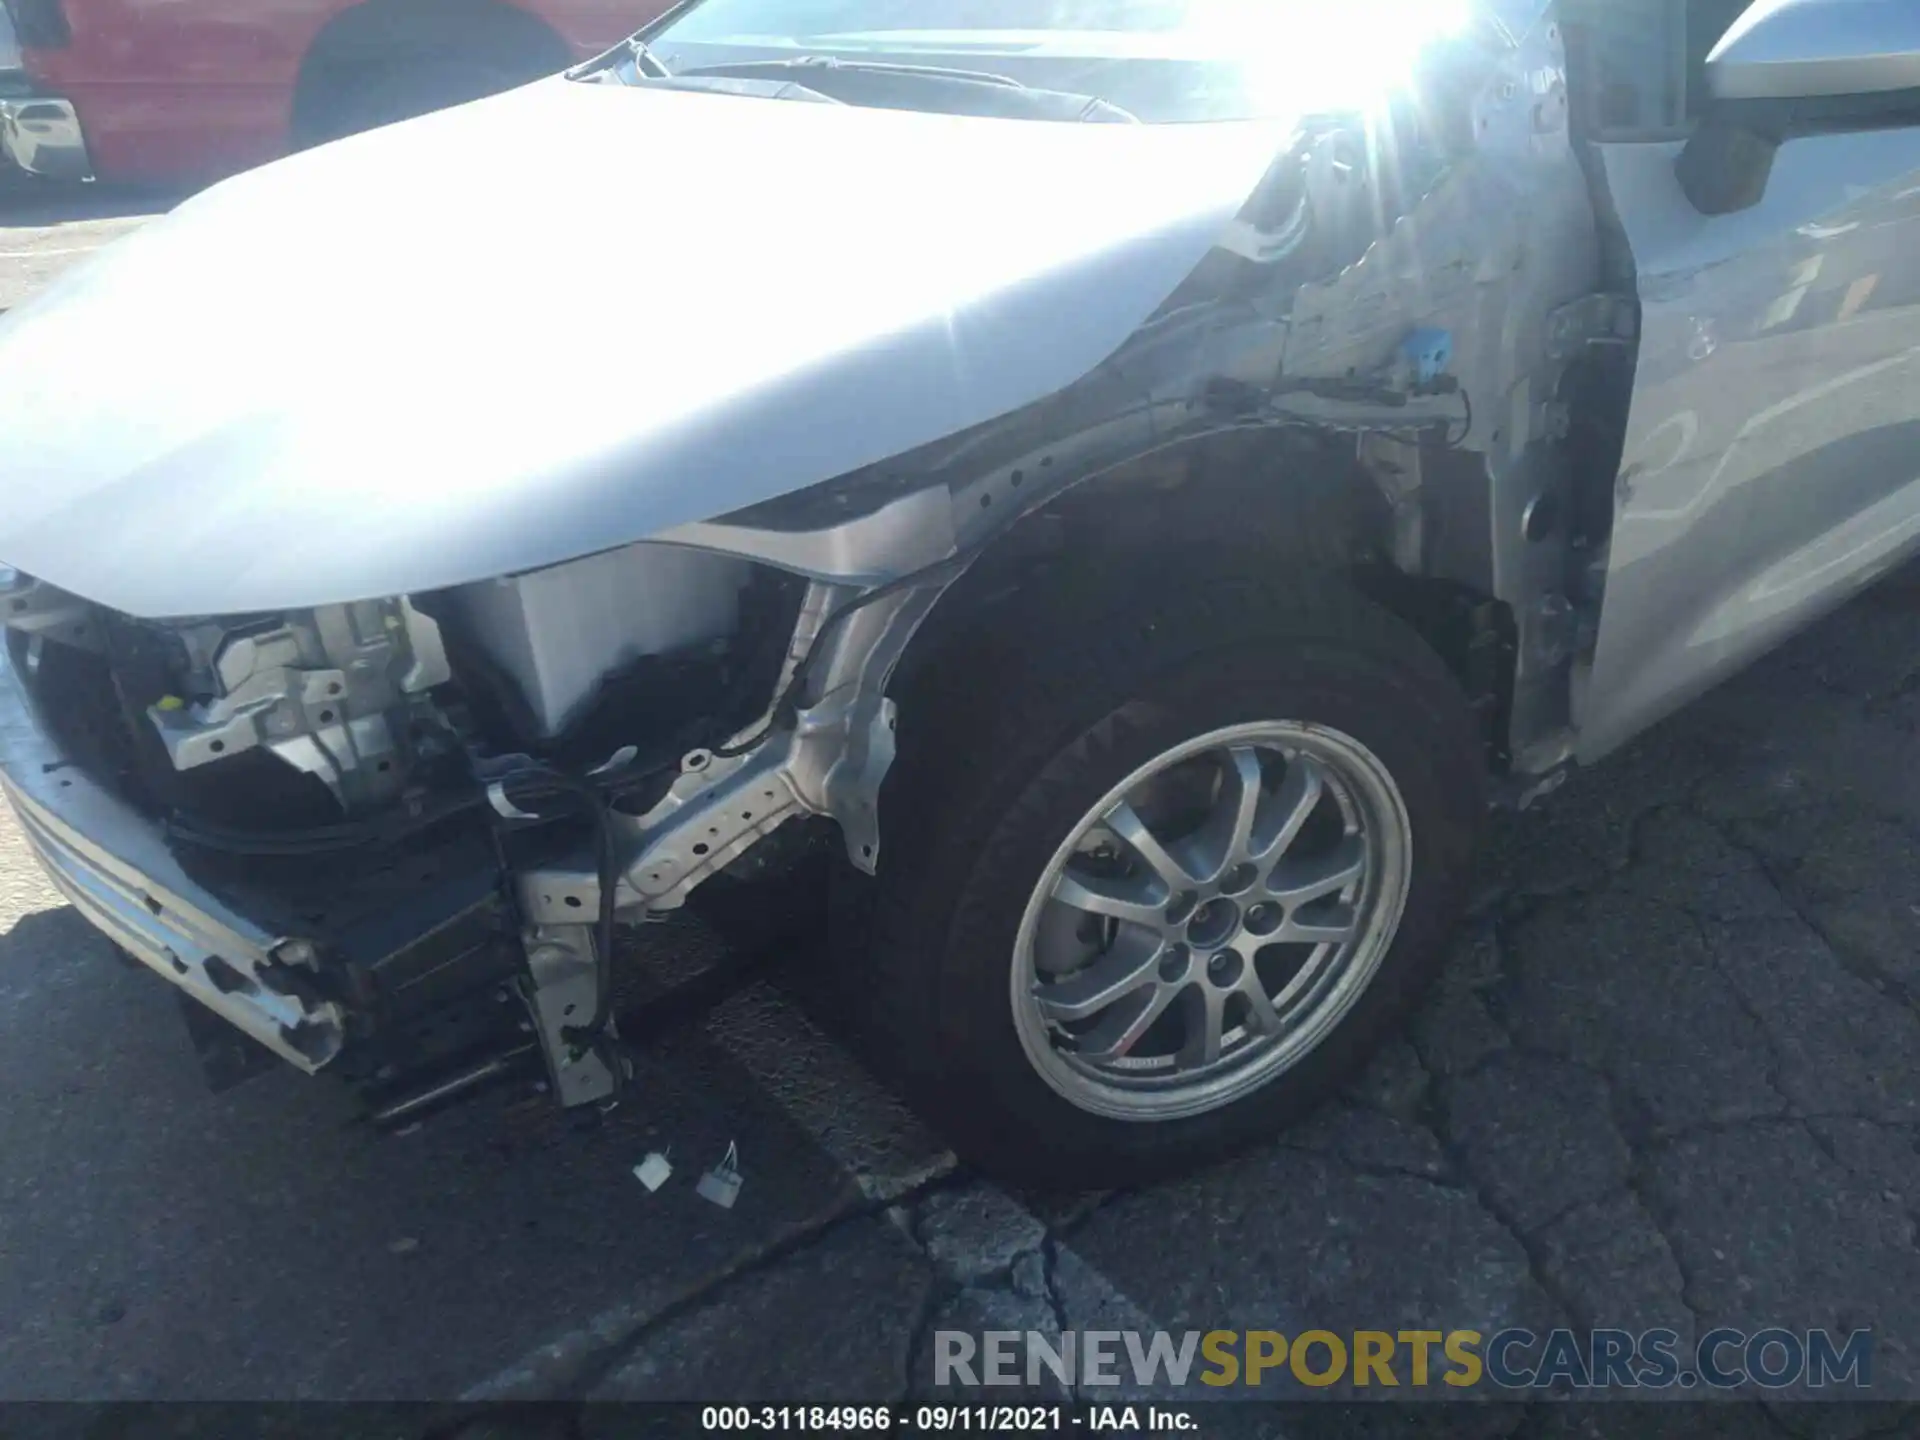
[
  {"xmin": 693, "ymin": 843, "xmax": 710, "ymax": 856},
  {"xmin": 319, "ymin": 709, "xmax": 335, "ymax": 724},
  {"xmin": 327, "ymin": 682, "xmax": 342, "ymax": 696},
  {"xmin": 1010, "ymin": 470, "xmax": 1024, "ymax": 487},
  {"xmin": 209, "ymin": 740, "xmax": 226, "ymax": 754},
  {"xmin": 742, "ymin": 811, "xmax": 752, "ymax": 820},
  {"xmin": 564, "ymin": 1003, "xmax": 577, "ymax": 1017},
  {"xmin": 980, "ymin": 493, "xmax": 992, "ymax": 509},
  {"xmin": 862, "ymin": 844, "xmax": 874, "ymax": 858},
  {"xmin": 564, "ymin": 895, "xmax": 584, "ymax": 909}
]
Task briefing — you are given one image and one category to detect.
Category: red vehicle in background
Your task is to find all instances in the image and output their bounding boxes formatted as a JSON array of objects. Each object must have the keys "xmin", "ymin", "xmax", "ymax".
[{"xmin": 0, "ymin": 0, "xmax": 672, "ymax": 187}]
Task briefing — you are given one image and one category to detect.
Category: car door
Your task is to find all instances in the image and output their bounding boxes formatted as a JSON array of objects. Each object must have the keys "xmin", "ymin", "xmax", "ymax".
[{"xmin": 1571, "ymin": 0, "xmax": 1920, "ymax": 760}]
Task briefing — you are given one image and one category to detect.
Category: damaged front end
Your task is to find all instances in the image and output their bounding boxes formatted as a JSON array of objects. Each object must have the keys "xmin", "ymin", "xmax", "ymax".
[
  {"xmin": 0, "ymin": 538, "xmax": 889, "ymax": 1115},
  {"xmin": 0, "ymin": 0, "xmax": 1622, "ymax": 1132},
  {"xmin": 0, "ymin": 483, "xmax": 979, "ymax": 1116}
]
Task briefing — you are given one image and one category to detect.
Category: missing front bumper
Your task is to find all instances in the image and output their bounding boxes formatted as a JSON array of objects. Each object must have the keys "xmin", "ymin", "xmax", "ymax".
[
  {"xmin": 1, "ymin": 650, "xmax": 625, "ymax": 1114},
  {"xmin": 0, "ymin": 655, "xmax": 347, "ymax": 1069}
]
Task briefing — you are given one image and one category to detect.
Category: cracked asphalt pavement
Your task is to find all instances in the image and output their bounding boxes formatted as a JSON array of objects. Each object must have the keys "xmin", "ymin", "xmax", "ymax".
[{"xmin": 6, "ymin": 191, "xmax": 1920, "ymax": 1438}]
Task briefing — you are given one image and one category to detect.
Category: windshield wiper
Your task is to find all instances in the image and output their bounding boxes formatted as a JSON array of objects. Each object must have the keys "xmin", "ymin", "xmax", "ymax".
[
  {"xmin": 569, "ymin": 33, "xmax": 672, "ymax": 82},
  {"xmin": 625, "ymin": 36, "xmax": 672, "ymax": 78},
  {"xmin": 679, "ymin": 55, "xmax": 1026, "ymax": 88},
  {"xmin": 671, "ymin": 55, "xmax": 1138, "ymax": 121}
]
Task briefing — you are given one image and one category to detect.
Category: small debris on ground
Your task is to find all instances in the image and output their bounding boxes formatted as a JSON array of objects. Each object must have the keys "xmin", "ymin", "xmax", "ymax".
[
  {"xmin": 696, "ymin": 1141, "xmax": 744, "ymax": 1209},
  {"xmin": 633, "ymin": 1151, "xmax": 673, "ymax": 1192}
]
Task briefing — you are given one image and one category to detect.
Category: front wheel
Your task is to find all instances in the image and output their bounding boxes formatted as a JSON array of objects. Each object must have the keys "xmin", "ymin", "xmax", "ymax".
[{"xmin": 859, "ymin": 571, "xmax": 1485, "ymax": 1188}]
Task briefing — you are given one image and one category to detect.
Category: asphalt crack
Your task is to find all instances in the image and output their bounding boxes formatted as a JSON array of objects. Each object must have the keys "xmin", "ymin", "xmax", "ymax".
[
  {"xmin": 1419, "ymin": 1043, "xmax": 1585, "ymax": 1332},
  {"xmin": 1693, "ymin": 806, "xmax": 1920, "ymax": 1015},
  {"xmin": 1038, "ymin": 1237, "xmax": 1078, "ymax": 1404},
  {"xmin": 1679, "ymin": 904, "xmax": 1796, "ymax": 1119},
  {"xmin": 473, "ymin": 1167, "xmax": 959, "ymax": 1402}
]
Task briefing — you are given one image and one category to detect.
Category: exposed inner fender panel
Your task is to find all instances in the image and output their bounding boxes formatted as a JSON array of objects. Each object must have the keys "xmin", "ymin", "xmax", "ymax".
[{"xmin": 0, "ymin": 78, "xmax": 1296, "ymax": 619}]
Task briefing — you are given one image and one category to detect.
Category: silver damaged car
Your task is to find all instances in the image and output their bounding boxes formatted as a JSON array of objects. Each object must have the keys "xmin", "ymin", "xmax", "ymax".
[{"xmin": 1, "ymin": 0, "xmax": 1913, "ymax": 1185}]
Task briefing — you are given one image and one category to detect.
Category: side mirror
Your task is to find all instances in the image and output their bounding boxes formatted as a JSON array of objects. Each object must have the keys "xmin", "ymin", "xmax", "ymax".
[
  {"xmin": 1678, "ymin": 0, "xmax": 1920, "ymax": 215},
  {"xmin": 1707, "ymin": 0, "xmax": 1920, "ymax": 103}
]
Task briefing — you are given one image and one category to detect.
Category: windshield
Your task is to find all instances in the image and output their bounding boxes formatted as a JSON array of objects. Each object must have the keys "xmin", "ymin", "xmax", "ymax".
[{"xmin": 641, "ymin": 0, "xmax": 1477, "ymax": 121}]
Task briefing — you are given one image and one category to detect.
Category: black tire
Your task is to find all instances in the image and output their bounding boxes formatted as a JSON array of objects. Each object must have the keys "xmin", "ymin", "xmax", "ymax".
[{"xmin": 853, "ymin": 568, "xmax": 1485, "ymax": 1189}]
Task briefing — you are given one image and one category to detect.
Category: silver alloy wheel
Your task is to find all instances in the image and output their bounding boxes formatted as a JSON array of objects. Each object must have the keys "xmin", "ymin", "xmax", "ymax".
[{"xmin": 1010, "ymin": 720, "xmax": 1413, "ymax": 1122}]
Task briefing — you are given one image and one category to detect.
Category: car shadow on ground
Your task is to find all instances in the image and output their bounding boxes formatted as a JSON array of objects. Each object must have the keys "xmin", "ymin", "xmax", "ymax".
[{"xmin": 0, "ymin": 176, "xmax": 184, "ymax": 229}]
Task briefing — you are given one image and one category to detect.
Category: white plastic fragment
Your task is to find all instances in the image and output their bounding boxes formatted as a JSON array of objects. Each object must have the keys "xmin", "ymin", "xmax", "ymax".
[
  {"xmin": 485, "ymin": 782, "xmax": 540, "ymax": 820},
  {"xmin": 696, "ymin": 1141, "xmax": 744, "ymax": 1209},
  {"xmin": 632, "ymin": 1151, "xmax": 673, "ymax": 1192}
]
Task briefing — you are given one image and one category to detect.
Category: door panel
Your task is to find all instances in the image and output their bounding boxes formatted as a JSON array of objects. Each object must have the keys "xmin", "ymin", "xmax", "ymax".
[{"xmin": 1577, "ymin": 127, "xmax": 1920, "ymax": 759}]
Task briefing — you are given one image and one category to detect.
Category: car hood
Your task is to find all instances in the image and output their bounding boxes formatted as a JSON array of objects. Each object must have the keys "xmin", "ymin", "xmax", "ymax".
[{"xmin": 0, "ymin": 77, "xmax": 1292, "ymax": 617}]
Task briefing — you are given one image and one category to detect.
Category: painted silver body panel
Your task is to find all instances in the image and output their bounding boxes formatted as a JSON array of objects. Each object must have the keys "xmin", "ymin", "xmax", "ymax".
[
  {"xmin": 1578, "ymin": 128, "xmax": 1920, "ymax": 760},
  {"xmin": 0, "ymin": 75, "xmax": 1291, "ymax": 619},
  {"xmin": 1709, "ymin": 0, "xmax": 1920, "ymax": 101}
]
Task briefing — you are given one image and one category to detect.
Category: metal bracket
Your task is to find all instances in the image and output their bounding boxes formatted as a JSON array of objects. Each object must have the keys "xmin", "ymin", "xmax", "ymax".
[
  {"xmin": 516, "ymin": 925, "xmax": 621, "ymax": 1108},
  {"xmin": 0, "ymin": 570, "xmax": 100, "ymax": 650}
]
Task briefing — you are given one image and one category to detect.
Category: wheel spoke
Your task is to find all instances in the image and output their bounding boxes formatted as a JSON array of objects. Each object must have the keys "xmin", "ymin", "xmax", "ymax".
[
  {"xmin": 1177, "ymin": 983, "xmax": 1228, "ymax": 1069},
  {"xmin": 1105, "ymin": 800, "xmax": 1197, "ymax": 890},
  {"xmin": 1237, "ymin": 970, "xmax": 1286, "ymax": 1038},
  {"xmin": 1276, "ymin": 904, "xmax": 1359, "ymax": 947},
  {"xmin": 1254, "ymin": 754, "xmax": 1326, "ymax": 868},
  {"xmin": 1184, "ymin": 744, "xmax": 1267, "ymax": 881},
  {"xmin": 1268, "ymin": 835, "xmax": 1367, "ymax": 908},
  {"xmin": 1034, "ymin": 936, "xmax": 1165, "ymax": 1023},
  {"xmin": 1076, "ymin": 982, "xmax": 1179, "ymax": 1064},
  {"xmin": 1051, "ymin": 868, "xmax": 1167, "ymax": 930}
]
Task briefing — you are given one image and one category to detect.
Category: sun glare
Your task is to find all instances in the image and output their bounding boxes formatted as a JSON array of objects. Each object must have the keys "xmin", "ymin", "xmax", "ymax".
[{"xmin": 1181, "ymin": 0, "xmax": 1476, "ymax": 114}]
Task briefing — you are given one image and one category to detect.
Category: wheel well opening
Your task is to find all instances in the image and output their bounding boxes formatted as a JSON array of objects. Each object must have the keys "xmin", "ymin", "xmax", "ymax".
[
  {"xmin": 292, "ymin": 0, "xmax": 571, "ymax": 144},
  {"xmin": 894, "ymin": 426, "xmax": 1515, "ymax": 770}
]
